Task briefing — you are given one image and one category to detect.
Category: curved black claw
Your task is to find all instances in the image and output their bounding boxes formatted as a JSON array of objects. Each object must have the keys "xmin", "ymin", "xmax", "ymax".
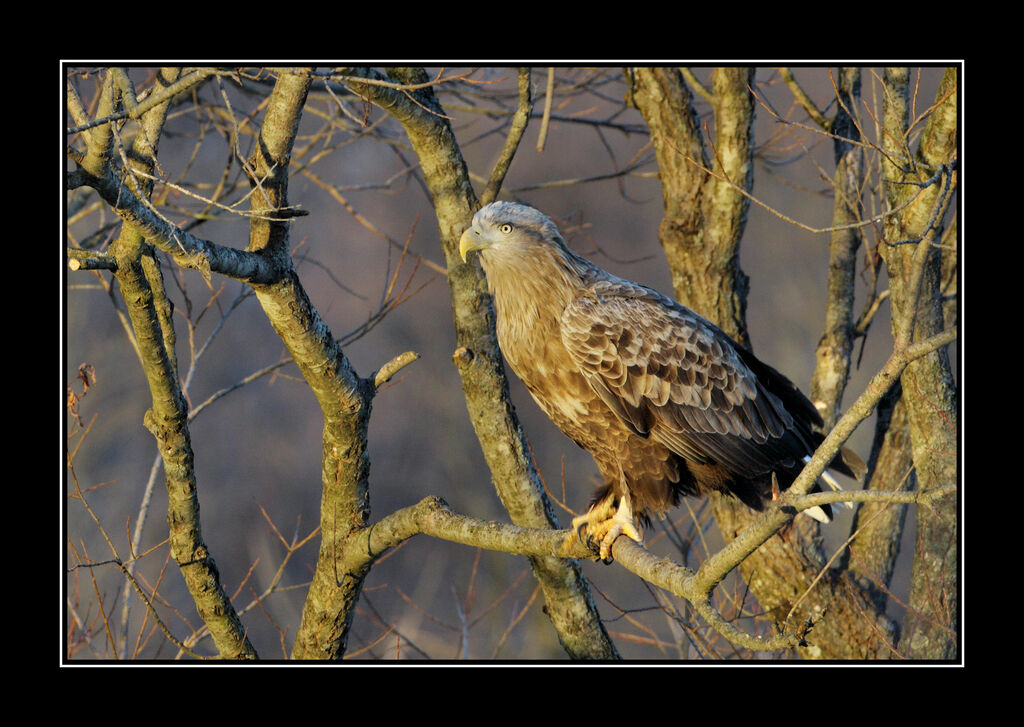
[
  {"xmin": 575, "ymin": 521, "xmax": 588, "ymax": 541},
  {"xmin": 578, "ymin": 529, "xmax": 603, "ymax": 560}
]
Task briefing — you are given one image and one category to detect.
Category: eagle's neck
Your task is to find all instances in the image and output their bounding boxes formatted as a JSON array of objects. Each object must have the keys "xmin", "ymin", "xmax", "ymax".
[{"xmin": 481, "ymin": 244, "xmax": 584, "ymax": 372}]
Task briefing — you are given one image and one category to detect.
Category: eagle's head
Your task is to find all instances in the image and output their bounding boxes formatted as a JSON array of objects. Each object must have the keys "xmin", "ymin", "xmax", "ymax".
[{"xmin": 459, "ymin": 202, "xmax": 567, "ymax": 264}]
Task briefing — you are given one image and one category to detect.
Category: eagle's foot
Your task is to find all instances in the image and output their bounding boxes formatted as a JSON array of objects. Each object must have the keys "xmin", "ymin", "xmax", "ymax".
[{"xmin": 569, "ymin": 494, "xmax": 643, "ymax": 561}]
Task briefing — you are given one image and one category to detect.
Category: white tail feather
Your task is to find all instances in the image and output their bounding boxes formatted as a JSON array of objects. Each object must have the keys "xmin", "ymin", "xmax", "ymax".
[
  {"xmin": 802, "ymin": 455, "xmax": 852, "ymax": 510},
  {"xmin": 804, "ymin": 505, "xmax": 831, "ymax": 523}
]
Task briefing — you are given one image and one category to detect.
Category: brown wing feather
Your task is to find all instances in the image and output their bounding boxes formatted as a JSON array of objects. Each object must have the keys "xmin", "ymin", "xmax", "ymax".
[{"xmin": 560, "ymin": 280, "xmax": 813, "ymax": 481}]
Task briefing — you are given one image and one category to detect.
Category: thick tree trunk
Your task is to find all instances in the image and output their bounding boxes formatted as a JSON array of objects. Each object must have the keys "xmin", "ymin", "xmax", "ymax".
[
  {"xmin": 879, "ymin": 67, "xmax": 958, "ymax": 660},
  {"xmin": 628, "ymin": 66, "xmax": 900, "ymax": 659}
]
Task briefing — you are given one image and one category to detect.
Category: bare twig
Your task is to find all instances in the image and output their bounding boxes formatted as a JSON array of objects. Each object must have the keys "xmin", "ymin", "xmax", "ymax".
[
  {"xmin": 777, "ymin": 67, "xmax": 831, "ymax": 130},
  {"xmin": 535, "ymin": 68, "xmax": 555, "ymax": 152},
  {"xmin": 66, "ymin": 68, "xmax": 221, "ymax": 135},
  {"xmin": 371, "ymin": 351, "xmax": 420, "ymax": 391},
  {"xmin": 480, "ymin": 67, "xmax": 532, "ymax": 206},
  {"xmin": 669, "ymin": 134, "xmax": 946, "ymax": 237}
]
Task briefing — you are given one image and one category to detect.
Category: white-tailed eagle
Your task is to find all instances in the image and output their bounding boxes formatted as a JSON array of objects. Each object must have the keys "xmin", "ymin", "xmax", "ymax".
[{"xmin": 459, "ymin": 202, "xmax": 864, "ymax": 559}]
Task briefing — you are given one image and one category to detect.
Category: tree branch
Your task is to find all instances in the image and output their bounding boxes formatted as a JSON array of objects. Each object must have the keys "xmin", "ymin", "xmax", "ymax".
[
  {"xmin": 372, "ymin": 350, "xmax": 420, "ymax": 390},
  {"xmin": 67, "ymin": 165, "xmax": 281, "ymax": 285},
  {"xmin": 480, "ymin": 67, "xmax": 531, "ymax": 206},
  {"xmin": 340, "ymin": 294, "xmax": 954, "ymax": 658},
  {"xmin": 811, "ymin": 67, "xmax": 862, "ymax": 429},
  {"xmin": 345, "ymin": 65, "xmax": 619, "ymax": 660},
  {"xmin": 96, "ymin": 66, "xmax": 256, "ymax": 659},
  {"xmin": 66, "ymin": 67, "xmax": 221, "ymax": 135},
  {"xmin": 348, "ymin": 479, "xmax": 943, "ymax": 654},
  {"xmin": 879, "ymin": 66, "xmax": 959, "ymax": 660},
  {"xmin": 786, "ymin": 325, "xmax": 958, "ymax": 502},
  {"xmin": 777, "ymin": 67, "xmax": 831, "ymax": 130}
]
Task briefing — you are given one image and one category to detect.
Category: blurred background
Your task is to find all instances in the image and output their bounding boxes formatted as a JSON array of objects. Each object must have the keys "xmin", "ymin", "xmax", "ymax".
[{"xmin": 65, "ymin": 66, "xmax": 947, "ymax": 660}]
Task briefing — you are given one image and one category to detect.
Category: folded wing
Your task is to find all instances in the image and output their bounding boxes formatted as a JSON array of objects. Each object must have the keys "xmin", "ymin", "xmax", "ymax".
[{"xmin": 559, "ymin": 281, "xmax": 817, "ymax": 481}]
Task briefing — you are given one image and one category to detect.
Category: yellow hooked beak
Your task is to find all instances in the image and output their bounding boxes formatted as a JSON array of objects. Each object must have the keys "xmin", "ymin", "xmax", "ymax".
[{"xmin": 459, "ymin": 225, "xmax": 487, "ymax": 262}]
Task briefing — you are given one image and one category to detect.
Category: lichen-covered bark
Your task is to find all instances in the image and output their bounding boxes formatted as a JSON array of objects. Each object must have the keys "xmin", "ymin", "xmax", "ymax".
[
  {"xmin": 626, "ymin": 67, "xmax": 750, "ymax": 336},
  {"xmin": 628, "ymin": 66, "xmax": 900, "ymax": 659},
  {"xmin": 94, "ymin": 67, "xmax": 257, "ymax": 659},
  {"xmin": 345, "ymin": 67, "xmax": 618, "ymax": 659},
  {"xmin": 847, "ymin": 383, "xmax": 913, "ymax": 612},
  {"xmin": 206, "ymin": 69, "xmax": 378, "ymax": 661},
  {"xmin": 879, "ymin": 67, "xmax": 958, "ymax": 660},
  {"xmin": 810, "ymin": 68, "xmax": 862, "ymax": 429},
  {"xmin": 263, "ymin": 266, "xmax": 376, "ymax": 660},
  {"xmin": 809, "ymin": 68, "xmax": 910, "ymax": 646}
]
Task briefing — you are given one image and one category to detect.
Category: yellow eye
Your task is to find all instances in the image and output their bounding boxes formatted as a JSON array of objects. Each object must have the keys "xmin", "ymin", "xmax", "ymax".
[{"xmin": 499, "ymin": 223, "xmax": 513, "ymax": 234}]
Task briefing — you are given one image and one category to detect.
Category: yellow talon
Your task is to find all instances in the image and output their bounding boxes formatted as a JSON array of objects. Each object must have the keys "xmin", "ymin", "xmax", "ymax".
[{"xmin": 569, "ymin": 493, "xmax": 643, "ymax": 561}]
